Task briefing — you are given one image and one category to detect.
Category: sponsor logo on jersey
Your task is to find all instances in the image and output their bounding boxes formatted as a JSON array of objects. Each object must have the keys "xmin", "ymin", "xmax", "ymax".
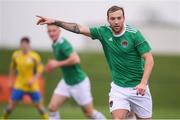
[{"xmin": 121, "ymin": 40, "xmax": 128, "ymax": 48}]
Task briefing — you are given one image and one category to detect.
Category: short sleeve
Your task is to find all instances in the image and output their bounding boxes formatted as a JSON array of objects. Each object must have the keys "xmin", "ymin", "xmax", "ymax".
[
  {"xmin": 10, "ymin": 52, "xmax": 17, "ymax": 69},
  {"xmin": 89, "ymin": 27, "xmax": 101, "ymax": 40},
  {"xmin": 134, "ymin": 31, "xmax": 151, "ymax": 56},
  {"xmin": 62, "ymin": 41, "xmax": 74, "ymax": 57}
]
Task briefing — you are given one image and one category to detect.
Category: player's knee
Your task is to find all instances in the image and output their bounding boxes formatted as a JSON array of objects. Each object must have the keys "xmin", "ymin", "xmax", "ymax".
[
  {"xmin": 112, "ymin": 116, "xmax": 125, "ymax": 120},
  {"xmin": 5, "ymin": 103, "xmax": 16, "ymax": 114},
  {"xmin": 48, "ymin": 104, "xmax": 58, "ymax": 112},
  {"xmin": 8, "ymin": 101, "xmax": 17, "ymax": 109},
  {"xmin": 112, "ymin": 112, "xmax": 126, "ymax": 120},
  {"xmin": 7, "ymin": 104, "xmax": 14, "ymax": 110}
]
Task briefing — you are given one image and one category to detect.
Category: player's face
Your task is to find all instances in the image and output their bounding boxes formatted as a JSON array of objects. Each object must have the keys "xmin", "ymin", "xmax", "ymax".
[
  {"xmin": 107, "ymin": 10, "xmax": 125, "ymax": 34},
  {"xmin": 20, "ymin": 42, "xmax": 30, "ymax": 51},
  {"xmin": 47, "ymin": 25, "xmax": 60, "ymax": 42}
]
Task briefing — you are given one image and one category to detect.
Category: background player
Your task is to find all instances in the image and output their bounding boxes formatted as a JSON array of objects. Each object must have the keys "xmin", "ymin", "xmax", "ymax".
[
  {"xmin": 2, "ymin": 37, "xmax": 48, "ymax": 119},
  {"xmin": 43, "ymin": 24, "xmax": 106, "ymax": 119},
  {"xmin": 36, "ymin": 5, "xmax": 154, "ymax": 119}
]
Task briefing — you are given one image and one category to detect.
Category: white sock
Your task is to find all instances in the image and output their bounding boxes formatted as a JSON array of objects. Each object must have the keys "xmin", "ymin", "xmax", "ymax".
[
  {"xmin": 91, "ymin": 110, "xmax": 106, "ymax": 120},
  {"xmin": 49, "ymin": 111, "xmax": 60, "ymax": 120}
]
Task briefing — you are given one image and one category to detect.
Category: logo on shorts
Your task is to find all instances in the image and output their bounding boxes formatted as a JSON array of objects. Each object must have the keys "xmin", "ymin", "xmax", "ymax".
[
  {"xmin": 109, "ymin": 101, "xmax": 113, "ymax": 107},
  {"xmin": 121, "ymin": 40, "xmax": 128, "ymax": 48}
]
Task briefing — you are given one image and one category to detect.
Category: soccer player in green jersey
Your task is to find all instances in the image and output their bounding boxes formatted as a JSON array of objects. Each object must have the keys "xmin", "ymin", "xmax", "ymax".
[
  {"xmin": 37, "ymin": 5, "xmax": 154, "ymax": 119},
  {"xmin": 41, "ymin": 24, "xmax": 106, "ymax": 119}
]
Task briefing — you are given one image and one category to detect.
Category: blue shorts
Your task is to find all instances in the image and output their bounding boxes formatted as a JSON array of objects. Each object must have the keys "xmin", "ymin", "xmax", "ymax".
[{"xmin": 11, "ymin": 89, "xmax": 41, "ymax": 103}]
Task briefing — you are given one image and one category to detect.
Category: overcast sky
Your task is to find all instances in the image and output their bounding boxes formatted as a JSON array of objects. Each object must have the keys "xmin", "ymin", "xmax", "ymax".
[{"xmin": 0, "ymin": 0, "xmax": 180, "ymax": 53}]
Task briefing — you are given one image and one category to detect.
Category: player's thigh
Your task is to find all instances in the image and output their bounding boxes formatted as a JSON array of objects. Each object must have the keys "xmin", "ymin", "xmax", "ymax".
[
  {"xmin": 109, "ymin": 97, "xmax": 130, "ymax": 119},
  {"xmin": 70, "ymin": 77, "xmax": 93, "ymax": 106},
  {"xmin": 130, "ymin": 86, "xmax": 152, "ymax": 119},
  {"xmin": 109, "ymin": 83, "xmax": 132, "ymax": 119},
  {"xmin": 109, "ymin": 84, "xmax": 131, "ymax": 113},
  {"xmin": 29, "ymin": 92, "xmax": 44, "ymax": 110},
  {"xmin": 48, "ymin": 94, "xmax": 69, "ymax": 111},
  {"xmin": 54, "ymin": 79, "xmax": 70, "ymax": 98},
  {"xmin": 11, "ymin": 89, "xmax": 24, "ymax": 102},
  {"xmin": 111, "ymin": 109, "xmax": 129, "ymax": 119},
  {"xmin": 29, "ymin": 91, "xmax": 41, "ymax": 103}
]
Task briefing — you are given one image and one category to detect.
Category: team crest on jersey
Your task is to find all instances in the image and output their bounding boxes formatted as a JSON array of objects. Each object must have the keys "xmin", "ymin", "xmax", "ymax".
[
  {"xmin": 121, "ymin": 40, "xmax": 128, "ymax": 48},
  {"xmin": 109, "ymin": 101, "xmax": 113, "ymax": 107}
]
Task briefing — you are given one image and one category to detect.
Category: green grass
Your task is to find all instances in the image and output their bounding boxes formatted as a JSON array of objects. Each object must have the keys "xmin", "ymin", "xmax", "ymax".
[
  {"xmin": 0, "ymin": 49, "xmax": 180, "ymax": 118},
  {"xmin": 0, "ymin": 105, "xmax": 180, "ymax": 119},
  {"xmin": 0, "ymin": 104, "xmax": 110, "ymax": 119}
]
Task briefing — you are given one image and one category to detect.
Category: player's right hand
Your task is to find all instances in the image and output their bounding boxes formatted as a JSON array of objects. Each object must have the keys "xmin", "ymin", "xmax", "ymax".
[
  {"xmin": 27, "ymin": 80, "xmax": 34, "ymax": 87},
  {"xmin": 45, "ymin": 59, "xmax": 59, "ymax": 73},
  {"xmin": 36, "ymin": 15, "xmax": 55, "ymax": 25}
]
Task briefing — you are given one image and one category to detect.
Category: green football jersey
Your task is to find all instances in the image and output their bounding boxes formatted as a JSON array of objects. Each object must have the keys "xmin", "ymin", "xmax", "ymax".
[
  {"xmin": 52, "ymin": 37, "xmax": 86, "ymax": 85},
  {"xmin": 90, "ymin": 24, "xmax": 151, "ymax": 87}
]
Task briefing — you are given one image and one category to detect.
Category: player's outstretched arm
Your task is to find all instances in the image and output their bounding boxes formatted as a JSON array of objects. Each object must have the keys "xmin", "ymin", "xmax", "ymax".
[{"xmin": 36, "ymin": 16, "xmax": 91, "ymax": 37}]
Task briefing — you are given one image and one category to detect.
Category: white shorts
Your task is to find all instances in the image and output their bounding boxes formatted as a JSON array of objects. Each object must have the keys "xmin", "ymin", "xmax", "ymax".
[
  {"xmin": 54, "ymin": 77, "xmax": 93, "ymax": 106},
  {"xmin": 109, "ymin": 82, "xmax": 152, "ymax": 118}
]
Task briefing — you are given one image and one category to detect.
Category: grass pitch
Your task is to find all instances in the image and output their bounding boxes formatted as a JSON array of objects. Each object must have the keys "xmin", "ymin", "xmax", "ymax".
[{"xmin": 0, "ymin": 49, "xmax": 180, "ymax": 118}]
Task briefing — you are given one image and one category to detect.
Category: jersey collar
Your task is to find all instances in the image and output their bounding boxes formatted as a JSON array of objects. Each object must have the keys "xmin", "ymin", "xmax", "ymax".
[
  {"xmin": 53, "ymin": 35, "xmax": 64, "ymax": 46},
  {"xmin": 108, "ymin": 23, "xmax": 126, "ymax": 37},
  {"xmin": 20, "ymin": 50, "xmax": 31, "ymax": 55}
]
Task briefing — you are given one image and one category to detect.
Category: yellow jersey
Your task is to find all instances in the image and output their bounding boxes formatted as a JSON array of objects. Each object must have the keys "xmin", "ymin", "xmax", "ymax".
[{"xmin": 10, "ymin": 50, "xmax": 43, "ymax": 92}]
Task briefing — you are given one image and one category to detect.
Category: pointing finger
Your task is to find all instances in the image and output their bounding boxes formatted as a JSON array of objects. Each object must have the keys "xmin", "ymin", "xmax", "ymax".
[
  {"xmin": 37, "ymin": 19, "xmax": 43, "ymax": 25},
  {"xmin": 36, "ymin": 15, "xmax": 45, "ymax": 19}
]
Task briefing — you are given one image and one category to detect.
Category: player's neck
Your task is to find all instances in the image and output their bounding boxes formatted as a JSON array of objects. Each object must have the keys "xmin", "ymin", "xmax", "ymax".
[
  {"xmin": 22, "ymin": 49, "xmax": 30, "ymax": 54},
  {"xmin": 53, "ymin": 35, "xmax": 61, "ymax": 44},
  {"xmin": 53, "ymin": 39, "xmax": 58, "ymax": 44}
]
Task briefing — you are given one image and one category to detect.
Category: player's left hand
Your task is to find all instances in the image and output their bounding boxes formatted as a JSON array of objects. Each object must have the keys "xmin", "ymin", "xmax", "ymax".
[
  {"xmin": 134, "ymin": 82, "xmax": 147, "ymax": 96},
  {"xmin": 28, "ymin": 80, "xmax": 34, "ymax": 87},
  {"xmin": 45, "ymin": 59, "xmax": 59, "ymax": 73}
]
